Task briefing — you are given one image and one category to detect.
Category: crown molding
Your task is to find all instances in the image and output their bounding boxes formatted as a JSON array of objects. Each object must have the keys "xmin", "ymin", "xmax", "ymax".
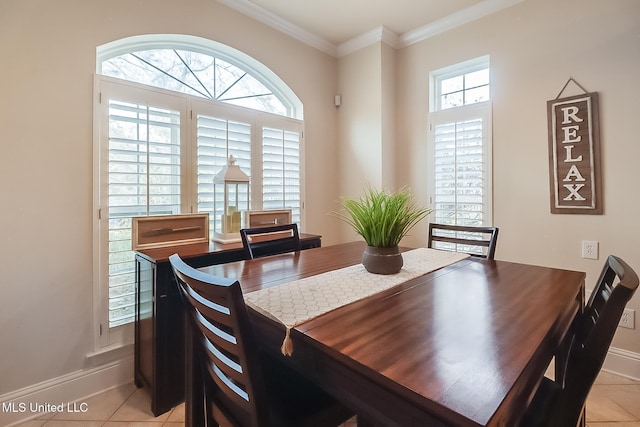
[
  {"xmin": 217, "ymin": 0, "xmax": 337, "ymax": 57},
  {"xmin": 337, "ymin": 26, "xmax": 400, "ymax": 58},
  {"xmin": 217, "ymin": 0, "xmax": 525, "ymax": 58},
  {"xmin": 399, "ymin": 0, "xmax": 526, "ymax": 47}
]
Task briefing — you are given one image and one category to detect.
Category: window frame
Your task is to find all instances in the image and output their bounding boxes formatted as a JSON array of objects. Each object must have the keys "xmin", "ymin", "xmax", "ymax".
[
  {"xmin": 427, "ymin": 57, "xmax": 493, "ymax": 228},
  {"xmin": 430, "ymin": 56, "xmax": 490, "ymax": 112}
]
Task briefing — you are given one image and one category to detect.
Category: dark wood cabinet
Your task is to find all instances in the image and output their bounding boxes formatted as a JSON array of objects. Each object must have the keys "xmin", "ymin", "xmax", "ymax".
[{"xmin": 134, "ymin": 234, "xmax": 321, "ymax": 416}]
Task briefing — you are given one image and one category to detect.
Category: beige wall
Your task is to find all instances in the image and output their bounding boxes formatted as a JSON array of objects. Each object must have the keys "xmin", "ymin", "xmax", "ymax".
[
  {"xmin": 395, "ymin": 0, "xmax": 640, "ymax": 353},
  {"xmin": 381, "ymin": 42, "xmax": 397, "ymax": 190},
  {"xmin": 335, "ymin": 42, "xmax": 398, "ymax": 229},
  {"xmin": 337, "ymin": 44, "xmax": 384, "ymax": 196},
  {"xmin": 0, "ymin": 0, "xmax": 339, "ymax": 397},
  {"xmin": 336, "ymin": 42, "xmax": 402, "ymax": 240}
]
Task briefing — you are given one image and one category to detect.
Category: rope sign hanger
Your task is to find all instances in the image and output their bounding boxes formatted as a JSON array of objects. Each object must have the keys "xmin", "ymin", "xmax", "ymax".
[{"xmin": 555, "ymin": 77, "xmax": 589, "ymax": 100}]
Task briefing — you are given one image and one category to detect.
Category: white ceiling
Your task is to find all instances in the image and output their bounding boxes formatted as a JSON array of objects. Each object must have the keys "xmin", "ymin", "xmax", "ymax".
[{"xmin": 217, "ymin": 0, "xmax": 524, "ymax": 57}]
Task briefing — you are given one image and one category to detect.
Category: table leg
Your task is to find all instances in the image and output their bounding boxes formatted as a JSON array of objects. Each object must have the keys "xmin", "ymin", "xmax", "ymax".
[{"xmin": 185, "ymin": 321, "xmax": 204, "ymax": 427}]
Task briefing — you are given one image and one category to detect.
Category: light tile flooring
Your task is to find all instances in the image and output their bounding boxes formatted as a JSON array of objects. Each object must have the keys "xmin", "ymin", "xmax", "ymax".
[{"xmin": 15, "ymin": 370, "xmax": 640, "ymax": 427}]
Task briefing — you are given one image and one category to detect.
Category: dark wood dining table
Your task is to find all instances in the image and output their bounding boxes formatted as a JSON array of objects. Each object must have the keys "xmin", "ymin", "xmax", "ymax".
[{"xmin": 198, "ymin": 241, "xmax": 585, "ymax": 426}]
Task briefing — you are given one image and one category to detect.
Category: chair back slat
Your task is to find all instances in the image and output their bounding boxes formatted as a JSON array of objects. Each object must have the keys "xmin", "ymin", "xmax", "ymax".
[
  {"xmin": 170, "ymin": 254, "xmax": 269, "ymax": 427},
  {"xmin": 204, "ymin": 358, "xmax": 251, "ymax": 410},
  {"xmin": 190, "ymin": 321, "xmax": 252, "ymax": 414},
  {"xmin": 553, "ymin": 255, "xmax": 639, "ymax": 426},
  {"xmin": 240, "ymin": 223, "xmax": 301, "ymax": 259},
  {"xmin": 183, "ymin": 287, "xmax": 241, "ymax": 358},
  {"xmin": 428, "ymin": 223, "xmax": 499, "ymax": 259}
]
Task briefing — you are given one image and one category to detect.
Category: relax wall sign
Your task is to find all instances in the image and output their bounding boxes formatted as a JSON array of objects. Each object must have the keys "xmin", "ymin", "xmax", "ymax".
[{"xmin": 547, "ymin": 91, "xmax": 602, "ymax": 214}]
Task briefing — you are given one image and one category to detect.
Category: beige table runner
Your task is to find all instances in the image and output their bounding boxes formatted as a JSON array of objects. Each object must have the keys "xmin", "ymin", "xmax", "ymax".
[{"xmin": 244, "ymin": 248, "xmax": 469, "ymax": 355}]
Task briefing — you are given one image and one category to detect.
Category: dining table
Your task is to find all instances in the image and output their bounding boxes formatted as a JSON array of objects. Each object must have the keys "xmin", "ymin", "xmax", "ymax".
[{"xmin": 196, "ymin": 241, "xmax": 585, "ymax": 426}]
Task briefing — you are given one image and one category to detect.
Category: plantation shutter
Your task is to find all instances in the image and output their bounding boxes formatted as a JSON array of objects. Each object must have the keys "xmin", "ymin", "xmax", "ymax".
[
  {"xmin": 107, "ymin": 99, "xmax": 181, "ymax": 327},
  {"xmin": 97, "ymin": 78, "xmax": 304, "ymax": 346},
  {"xmin": 196, "ymin": 114, "xmax": 252, "ymax": 236},
  {"xmin": 262, "ymin": 126, "xmax": 302, "ymax": 224},
  {"xmin": 429, "ymin": 103, "xmax": 491, "ymax": 228}
]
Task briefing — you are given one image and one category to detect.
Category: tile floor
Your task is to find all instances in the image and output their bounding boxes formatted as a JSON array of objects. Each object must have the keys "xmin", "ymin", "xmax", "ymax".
[{"xmin": 15, "ymin": 369, "xmax": 640, "ymax": 427}]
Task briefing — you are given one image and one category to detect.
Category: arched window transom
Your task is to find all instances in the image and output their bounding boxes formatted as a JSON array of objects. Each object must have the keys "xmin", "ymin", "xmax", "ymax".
[
  {"xmin": 102, "ymin": 49, "xmax": 288, "ymax": 116},
  {"xmin": 97, "ymin": 34, "xmax": 302, "ymax": 118}
]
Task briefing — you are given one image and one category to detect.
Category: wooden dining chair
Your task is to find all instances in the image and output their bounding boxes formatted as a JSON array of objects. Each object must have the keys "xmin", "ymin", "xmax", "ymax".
[
  {"xmin": 520, "ymin": 255, "xmax": 639, "ymax": 427},
  {"xmin": 427, "ymin": 223, "xmax": 499, "ymax": 259},
  {"xmin": 169, "ymin": 254, "xmax": 353, "ymax": 427},
  {"xmin": 240, "ymin": 223, "xmax": 301, "ymax": 259}
]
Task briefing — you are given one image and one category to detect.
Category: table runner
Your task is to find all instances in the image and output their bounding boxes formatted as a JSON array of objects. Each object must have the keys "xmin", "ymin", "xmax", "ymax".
[{"xmin": 244, "ymin": 248, "xmax": 469, "ymax": 355}]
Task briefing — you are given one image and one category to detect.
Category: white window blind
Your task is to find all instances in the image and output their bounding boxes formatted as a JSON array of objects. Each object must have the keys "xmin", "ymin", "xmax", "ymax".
[
  {"xmin": 431, "ymin": 114, "xmax": 488, "ymax": 255},
  {"xmin": 107, "ymin": 99, "xmax": 181, "ymax": 327},
  {"xmin": 432, "ymin": 117, "xmax": 485, "ymax": 226},
  {"xmin": 196, "ymin": 114, "xmax": 252, "ymax": 236},
  {"xmin": 262, "ymin": 126, "xmax": 301, "ymax": 223}
]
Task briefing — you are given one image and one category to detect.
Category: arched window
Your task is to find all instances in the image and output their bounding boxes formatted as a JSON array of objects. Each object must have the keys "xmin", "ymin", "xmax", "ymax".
[
  {"xmin": 93, "ymin": 35, "xmax": 304, "ymax": 347},
  {"xmin": 97, "ymin": 34, "xmax": 302, "ymax": 118}
]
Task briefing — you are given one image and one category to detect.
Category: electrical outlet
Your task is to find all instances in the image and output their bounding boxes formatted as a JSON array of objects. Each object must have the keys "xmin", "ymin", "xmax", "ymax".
[
  {"xmin": 619, "ymin": 308, "xmax": 635, "ymax": 329},
  {"xmin": 581, "ymin": 240, "xmax": 599, "ymax": 260}
]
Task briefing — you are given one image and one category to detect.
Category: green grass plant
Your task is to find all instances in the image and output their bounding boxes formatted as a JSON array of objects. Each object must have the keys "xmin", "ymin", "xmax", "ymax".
[{"xmin": 334, "ymin": 186, "xmax": 431, "ymax": 247}]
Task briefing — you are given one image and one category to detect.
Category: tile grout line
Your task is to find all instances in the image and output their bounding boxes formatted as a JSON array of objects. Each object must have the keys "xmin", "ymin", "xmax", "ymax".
[{"xmin": 104, "ymin": 386, "xmax": 137, "ymax": 425}]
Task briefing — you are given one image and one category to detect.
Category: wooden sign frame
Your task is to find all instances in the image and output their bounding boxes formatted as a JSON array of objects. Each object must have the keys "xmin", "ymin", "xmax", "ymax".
[{"xmin": 547, "ymin": 92, "xmax": 602, "ymax": 214}]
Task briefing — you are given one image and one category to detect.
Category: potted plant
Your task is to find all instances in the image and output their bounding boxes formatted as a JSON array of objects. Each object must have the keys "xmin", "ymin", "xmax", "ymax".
[{"xmin": 333, "ymin": 186, "xmax": 431, "ymax": 274}]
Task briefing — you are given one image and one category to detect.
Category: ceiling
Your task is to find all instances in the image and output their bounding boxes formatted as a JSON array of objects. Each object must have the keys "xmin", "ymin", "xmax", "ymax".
[{"xmin": 217, "ymin": 0, "xmax": 524, "ymax": 56}]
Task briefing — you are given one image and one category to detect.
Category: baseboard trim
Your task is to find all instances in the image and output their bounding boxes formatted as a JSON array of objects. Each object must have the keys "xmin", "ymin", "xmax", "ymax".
[
  {"xmin": 602, "ymin": 346, "xmax": 640, "ymax": 382},
  {"xmin": 0, "ymin": 355, "xmax": 134, "ymax": 427}
]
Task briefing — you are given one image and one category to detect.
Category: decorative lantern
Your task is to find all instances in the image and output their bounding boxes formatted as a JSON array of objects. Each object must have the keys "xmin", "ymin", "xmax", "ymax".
[{"xmin": 213, "ymin": 155, "xmax": 250, "ymax": 243}]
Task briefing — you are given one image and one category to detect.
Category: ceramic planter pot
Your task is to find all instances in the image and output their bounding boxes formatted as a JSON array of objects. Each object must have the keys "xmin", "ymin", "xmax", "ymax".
[{"xmin": 362, "ymin": 246, "xmax": 403, "ymax": 275}]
